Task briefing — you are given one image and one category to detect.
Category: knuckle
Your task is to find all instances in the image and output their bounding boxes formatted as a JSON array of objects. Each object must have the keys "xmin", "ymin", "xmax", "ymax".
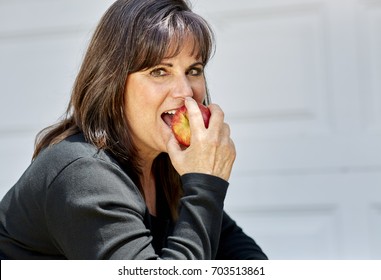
[
  {"xmin": 215, "ymin": 109, "xmax": 225, "ymax": 120},
  {"xmin": 210, "ymin": 104, "xmax": 224, "ymax": 119}
]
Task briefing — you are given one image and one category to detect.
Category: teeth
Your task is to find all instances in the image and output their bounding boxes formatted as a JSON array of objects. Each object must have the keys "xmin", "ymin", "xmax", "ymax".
[{"xmin": 164, "ymin": 110, "xmax": 176, "ymax": 115}]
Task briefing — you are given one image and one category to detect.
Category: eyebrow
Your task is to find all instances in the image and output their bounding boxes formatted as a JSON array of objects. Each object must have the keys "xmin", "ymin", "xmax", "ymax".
[
  {"xmin": 157, "ymin": 62, "xmax": 173, "ymax": 67},
  {"xmin": 190, "ymin": 62, "xmax": 205, "ymax": 68},
  {"xmin": 155, "ymin": 62, "xmax": 204, "ymax": 68}
]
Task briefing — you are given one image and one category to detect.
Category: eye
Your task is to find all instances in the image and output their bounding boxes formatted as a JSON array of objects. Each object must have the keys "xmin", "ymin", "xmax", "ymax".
[
  {"xmin": 187, "ymin": 67, "xmax": 204, "ymax": 77},
  {"xmin": 150, "ymin": 68, "xmax": 167, "ymax": 77}
]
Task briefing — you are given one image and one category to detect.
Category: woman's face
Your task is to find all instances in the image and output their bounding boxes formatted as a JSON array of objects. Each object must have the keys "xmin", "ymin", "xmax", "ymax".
[{"xmin": 124, "ymin": 40, "xmax": 207, "ymax": 160}]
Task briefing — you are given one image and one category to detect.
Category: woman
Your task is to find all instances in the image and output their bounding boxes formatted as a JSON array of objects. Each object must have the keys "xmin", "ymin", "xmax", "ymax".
[{"xmin": 0, "ymin": 0, "xmax": 267, "ymax": 260}]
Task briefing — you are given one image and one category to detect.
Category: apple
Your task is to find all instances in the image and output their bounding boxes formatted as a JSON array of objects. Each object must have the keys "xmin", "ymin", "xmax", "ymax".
[{"xmin": 171, "ymin": 103, "xmax": 211, "ymax": 147}]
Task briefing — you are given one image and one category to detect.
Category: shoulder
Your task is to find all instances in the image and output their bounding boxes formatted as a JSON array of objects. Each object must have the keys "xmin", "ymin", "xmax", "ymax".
[
  {"xmin": 31, "ymin": 133, "xmax": 141, "ymax": 200},
  {"xmin": 40, "ymin": 133, "xmax": 146, "ymax": 214},
  {"xmin": 36, "ymin": 133, "xmax": 111, "ymax": 167},
  {"xmin": 33, "ymin": 133, "xmax": 121, "ymax": 178}
]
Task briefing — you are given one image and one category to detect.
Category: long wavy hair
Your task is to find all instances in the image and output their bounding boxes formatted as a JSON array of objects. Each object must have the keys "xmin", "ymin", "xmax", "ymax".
[{"xmin": 33, "ymin": 0, "xmax": 215, "ymax": 219}]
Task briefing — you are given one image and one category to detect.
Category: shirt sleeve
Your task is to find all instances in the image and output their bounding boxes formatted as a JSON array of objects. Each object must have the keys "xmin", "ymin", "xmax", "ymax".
[
  {"xmin": 216, "ymin": 211, "xmax": 268, "ymax": 260},
  {"xmin": 45, "ymin": 157, "xmax": 228, "ymax": 260}
]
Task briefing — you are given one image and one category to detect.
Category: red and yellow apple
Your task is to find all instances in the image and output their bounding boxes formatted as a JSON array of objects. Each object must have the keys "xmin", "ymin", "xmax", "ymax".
[{"xmin": 171, "ymin": 103, "xmax": 211, "ymax": 147}]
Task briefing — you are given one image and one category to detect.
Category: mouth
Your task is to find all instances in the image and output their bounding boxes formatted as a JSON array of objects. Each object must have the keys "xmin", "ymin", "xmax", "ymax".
[{"xmin": 161, "ymin": 109, "xmax": 177, "ymax": 128}]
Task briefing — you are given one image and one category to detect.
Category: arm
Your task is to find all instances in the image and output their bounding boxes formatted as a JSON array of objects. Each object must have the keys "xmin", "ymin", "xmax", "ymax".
[
  {"xmin": 216, "ymin": 212, "xmax": 268, "ymax": 260},
  {"xmin": 45, "ymin": 157, "xmax": 227, "ymax": 260},
  {"xmin": 162, "ymin": 173, "xmax": 228, "ymax": 259}
]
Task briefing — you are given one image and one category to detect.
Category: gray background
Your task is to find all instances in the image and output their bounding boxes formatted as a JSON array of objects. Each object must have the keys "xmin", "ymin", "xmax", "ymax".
[{"xmin": 1, "ymin": 0, "xmax": 380, "ymax": 259}]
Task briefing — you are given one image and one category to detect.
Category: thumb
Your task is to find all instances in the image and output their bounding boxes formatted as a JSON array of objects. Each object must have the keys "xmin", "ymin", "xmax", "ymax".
[
  {"xmin": 166, "ymin": 134, "xmax": 186, "ymax": 175},
  {"xmin": 166, "ymin": 133, "xmax": 182, "ymax": 156}
]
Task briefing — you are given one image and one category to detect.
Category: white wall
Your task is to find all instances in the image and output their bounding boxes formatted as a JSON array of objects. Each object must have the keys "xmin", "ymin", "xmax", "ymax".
[
  {"xmin": 0, "ymin": 0, "xmax": 115, "ymax": 195},
  {"xmin": 1, "ymin": 0, "xmax": 381, "ymax": 259},
  {"xmin": 195, "ymin": 0, "xmax": 381, "ymax": 259}
]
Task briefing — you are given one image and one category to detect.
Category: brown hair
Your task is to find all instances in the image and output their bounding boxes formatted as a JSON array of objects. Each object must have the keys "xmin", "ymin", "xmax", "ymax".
[{"xmin": 33, "ymin": 0, "xmax": 215, "ymax": 219}]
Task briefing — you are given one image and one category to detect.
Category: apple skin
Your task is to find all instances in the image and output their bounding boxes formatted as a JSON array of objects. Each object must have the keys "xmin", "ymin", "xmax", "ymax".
[{"xmin": 171, "ymin": 103, "xmax": 211, "ymax": 147}]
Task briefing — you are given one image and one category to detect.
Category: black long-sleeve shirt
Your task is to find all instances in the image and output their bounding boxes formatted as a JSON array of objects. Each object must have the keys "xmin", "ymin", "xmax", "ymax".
[{"xmin": 0, "ymin": 133, "xmax": 267, "ymax": 260}]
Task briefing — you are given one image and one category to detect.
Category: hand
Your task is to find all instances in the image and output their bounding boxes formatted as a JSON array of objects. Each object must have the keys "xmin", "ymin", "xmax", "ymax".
[{"xmin": 166, "ymin": 97, "xmax": 236, "ymax": 181}]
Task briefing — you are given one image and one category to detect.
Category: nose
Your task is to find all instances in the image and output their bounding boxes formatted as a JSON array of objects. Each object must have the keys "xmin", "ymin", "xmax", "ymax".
[{"xmin": 171, "ymin": 75, "xmax": 193, "ymax": 99}]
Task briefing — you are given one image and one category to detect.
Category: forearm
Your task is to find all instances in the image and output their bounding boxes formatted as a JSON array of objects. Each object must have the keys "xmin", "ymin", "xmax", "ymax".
[
  {"xmin": 216, "ymin": 212, "xmax": 268, "ymax": 260},
  {"xmin": 161, "ymin": 173, "xmax": 228, "ymax": 259}
]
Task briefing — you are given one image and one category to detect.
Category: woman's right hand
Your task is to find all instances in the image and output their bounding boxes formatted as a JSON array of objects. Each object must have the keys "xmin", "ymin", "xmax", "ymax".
[{"xmin": 166, "ymin": 97, "xmax": 236, "ymax": 182}]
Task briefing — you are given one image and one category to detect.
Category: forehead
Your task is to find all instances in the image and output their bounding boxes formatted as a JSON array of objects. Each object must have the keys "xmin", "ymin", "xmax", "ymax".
[
  {"xmin": 131, "ymin": 17, "xmax": 212, "ymax": 73},
  {"xmin": 162, "ymin": 34, "xmax": 202, "ymax": 61},
  {"xmin": 162, "ymin": 33, "xmax": 202, "ymax": 61}
]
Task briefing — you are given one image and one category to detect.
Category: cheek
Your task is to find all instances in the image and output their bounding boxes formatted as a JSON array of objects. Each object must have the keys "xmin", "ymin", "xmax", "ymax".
[
  {"xmin": 124, "ymin": 94, "xmax": 148, "ymax": 131},
  {"xmin": 193, "ymin": 81, "xmax": 207, "ymax": 103}
]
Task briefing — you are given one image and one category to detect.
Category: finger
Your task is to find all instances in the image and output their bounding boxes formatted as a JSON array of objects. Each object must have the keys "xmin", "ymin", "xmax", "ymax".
[
  {"xmin": 221, "ymin": 123, "xmax": 232, "ymax": 141},
  {"xmin": 184, "ymin": 97, "xmax": 206, "ymax": 134},
  {"xmin": 207, "ymin": 103, "xmax": 225, "ymax": 128},
  {"xmin": 166, "ymin": 133, "xmax": 182, "ymax": 155}
]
